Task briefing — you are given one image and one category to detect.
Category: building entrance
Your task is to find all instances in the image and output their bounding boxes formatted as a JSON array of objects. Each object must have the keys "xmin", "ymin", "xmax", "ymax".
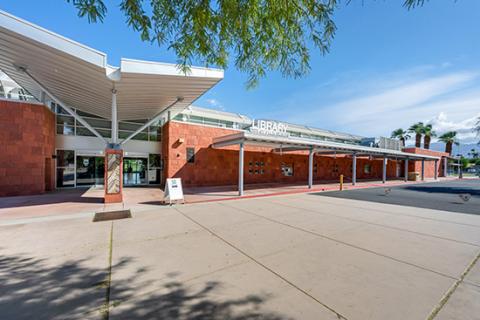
[
  {"xmin": 123, "ymin": 157, "xmax": 147, "ymax": 186},
  {"xmin": 76, "ymin": 156, "xmax": 104, "ymax": 187}
]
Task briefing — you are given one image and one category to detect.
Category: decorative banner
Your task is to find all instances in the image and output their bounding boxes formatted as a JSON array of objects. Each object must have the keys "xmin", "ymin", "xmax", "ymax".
[
  {"xmin": 250, "ymin": 119, "xmax": 289, "ymax": 137},
  {"xmin": 107, "ymin": 153, "xmax": 121, "ymax": 194}
]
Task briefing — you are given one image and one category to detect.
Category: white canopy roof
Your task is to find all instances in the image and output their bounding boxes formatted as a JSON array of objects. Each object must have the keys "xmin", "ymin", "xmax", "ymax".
[
  {"xmin": 213, "ymin": 131, "xmax": 441, "ymax": 160},
  {"xmin": 0, "ymin": 10, "xmax": 223, "ymax": 120}
]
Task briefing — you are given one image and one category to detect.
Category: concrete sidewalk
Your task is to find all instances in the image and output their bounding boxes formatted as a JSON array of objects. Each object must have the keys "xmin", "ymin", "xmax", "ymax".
[
  {"xmin": 0, "ymin": 178, "xmax": 453, "ymax": 223},
  {"xmin": 0, "ymin": 191, "xmax": 479, "ymax": 319}
]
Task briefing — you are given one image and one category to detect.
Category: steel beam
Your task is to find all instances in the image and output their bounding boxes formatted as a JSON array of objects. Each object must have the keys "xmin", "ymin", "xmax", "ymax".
[
  {"xmin": 120, "ymin": 97, "xmax": 183, "ymax": 145},
  {"xmin": 352, "ymin": 152, "xmax": 357, "ymax": 185},
  {"xmin": 308, "ymin": 147, "xmax": 314, "ymax": 189},
  {"xmin": 18, "ymin": 66, "xmax": 108, "ymax": 144},
  {"xmin": 421, "ymin": 159, "xmax": 425, "ymax": 181},
  {"xmin": 443, "ymin": 157, "xmax": 448, "ymax": 177},
  {"xmin": 382, "ymin": 156, "xmax": 387, "ymax": 183},
  {"xmin": 111, "ymin": 88, "xmax": 118, "ymax": 145},
  {"xmin": 404, "ymin": 158, "xmax": 409, "ymax": 182},
  {"xmin": 238, "ymin": 142, "xmax": 244, "ymax": 196}
]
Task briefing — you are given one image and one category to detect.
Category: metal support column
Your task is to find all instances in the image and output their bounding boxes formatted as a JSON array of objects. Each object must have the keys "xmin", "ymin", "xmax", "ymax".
[
  {"xmin": 120, "ymin": 97, "xmax": 183, "ymax": 145},
  {"xmin": 238, "ymin": 142, "xmax": 244, "ymax": 196},
  {"xmin": 308, "ymin": 147, "xmax": 314, "ymax": 189},
  {"xmin": 404, "ymin": 158, "xmax": 409, "ymax": 182},
  {"xmin": 382, "ymin": 156, "xmax": 387, "ymax": 184},
  {"xmin": 352, "ymin": 152, "xmax": 357, "ymax": 185},
  {"xmin": 443, "ymin": 157, "xmax": 448, "ymax": 177},
  {"xmin": 434, "ymin": 159, "xmax": 438, "ymax": 180},
  {"xmin": 111, "ymin": 89, "xmax": 118, "ymax": 145},
  {"xmin": 421, "ymin": 159, "xmax": 425, "ymax": 181}
]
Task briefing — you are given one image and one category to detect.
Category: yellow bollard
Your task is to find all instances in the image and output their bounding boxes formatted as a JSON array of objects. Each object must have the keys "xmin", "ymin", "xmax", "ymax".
[{"xmin": 340, "ymin": 174, "xmax": 343, "ymax": 191}]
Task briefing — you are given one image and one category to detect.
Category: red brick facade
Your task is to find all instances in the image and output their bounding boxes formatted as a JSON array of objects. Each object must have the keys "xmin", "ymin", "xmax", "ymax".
[
  {"xmin": 163, "ymin": 121, "xmax": 407, "ymax": 187},
  {"xmin": 403, "ymin": 147, "xmax": 449, "ymax": 178},
  {"xmin": 0, "ymin": 100, "xmax": 55, "ymax": 196}
]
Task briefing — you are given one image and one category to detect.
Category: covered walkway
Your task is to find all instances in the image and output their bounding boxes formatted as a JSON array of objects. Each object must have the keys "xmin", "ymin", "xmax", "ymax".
[{"xmin": 213, "ymin": 131, "xmax": 445, "ymax": 196}]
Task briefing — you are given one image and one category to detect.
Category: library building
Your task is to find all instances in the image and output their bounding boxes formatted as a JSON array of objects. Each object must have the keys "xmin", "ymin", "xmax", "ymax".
[{"xmin": 0, "ymin": 10, "xmax": 449, "ymax": 202}]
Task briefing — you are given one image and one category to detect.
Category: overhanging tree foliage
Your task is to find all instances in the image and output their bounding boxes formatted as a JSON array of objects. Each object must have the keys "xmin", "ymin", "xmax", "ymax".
[{"xmin": 67, "ymin": 0, "xmax": 438, "ymax": 87}]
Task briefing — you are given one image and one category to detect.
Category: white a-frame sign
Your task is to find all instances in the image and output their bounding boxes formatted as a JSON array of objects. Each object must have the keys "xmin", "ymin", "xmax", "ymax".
[{"xmin": 164, "ymin": 178, "xmax": 185, "ymax": 205}]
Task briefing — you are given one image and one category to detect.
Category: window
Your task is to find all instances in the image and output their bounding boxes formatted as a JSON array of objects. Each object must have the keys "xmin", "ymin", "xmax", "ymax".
[
  {"xmin": 56, "ymin": 150, "xmax": 75, "ymax": 188},
  {"xmin": 186, "ymin": 148, "xmax": 195, "ymax": 163},
  {"xmin": 0, "ymin": 82, "xmax": 4, "ymax": 98},
  {"xmin": 281, "ymin": 163, "xmax": 294, "ymax": 176},
  {"xmin": 364, "ymin": 164, "xmax": 371, "ymax": 174}
]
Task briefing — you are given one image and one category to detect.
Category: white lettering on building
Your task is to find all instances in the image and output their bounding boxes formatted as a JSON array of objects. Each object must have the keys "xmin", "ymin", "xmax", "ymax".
[{"xmin": 250, "ymin": 119, "xmax": 289, "ymax": 137}]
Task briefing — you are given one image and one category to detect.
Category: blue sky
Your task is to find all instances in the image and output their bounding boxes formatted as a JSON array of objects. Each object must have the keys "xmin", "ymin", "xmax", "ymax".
[{"xmin": 1, "ymin": 0, "xmax": 480, "ymax": 144}]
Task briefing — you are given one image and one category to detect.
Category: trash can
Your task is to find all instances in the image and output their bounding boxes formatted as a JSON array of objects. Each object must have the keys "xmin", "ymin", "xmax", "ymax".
[{"xmin": 408, "ymin": 172, "xmax": 420, "ymax": 181}]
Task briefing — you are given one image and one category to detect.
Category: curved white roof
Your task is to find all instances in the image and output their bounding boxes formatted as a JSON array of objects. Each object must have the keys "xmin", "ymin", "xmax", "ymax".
[{"xmin": 0, "ymin": 10, "xmax": 223, "ymax": 120}]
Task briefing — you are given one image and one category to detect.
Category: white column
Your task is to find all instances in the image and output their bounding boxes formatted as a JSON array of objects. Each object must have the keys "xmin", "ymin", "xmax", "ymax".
[
  {"xmin": 352, "ymin": 153, "xmax": 357, "ymax": 185},
  {"xmin": 404, "ymin": 158, "xmax": 409, "ymax": 182},
  {"xmin": 111, "ymin": 89, "xmax": 118, "ymax": 145},
  {"xmin": 238, "ymin": 142, "xmax": 244, "ymax": 196},
  {"xmin": 308, "ymin": 148, "xmax": 314, "ymax": 189},
  {"xmin": 382, "ymin": 156, "xmax": 387, "ymax": 184},
  {"xmin": 421, "ymin": 159, "xmax": 425, "ymax": 181},
  {"xmin": 443, "ymin": 157, "xmax": 448, "ymax": 177},
  {"xmin": 434, "ymin": 159, "xmax": 438, "ymax": 180}
]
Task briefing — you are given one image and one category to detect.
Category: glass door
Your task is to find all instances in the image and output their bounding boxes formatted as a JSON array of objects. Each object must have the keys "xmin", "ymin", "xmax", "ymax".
[
  {"xmin": 123, "ymin": 158, "xmax": 147, "ymax": 186},
  {"xmin": 148, "ymin": 153, "xmax": 162, "ymax": 185},
  {"xmin": 76, "ymin": 156, "xmax": 105, "ymax": 187}
]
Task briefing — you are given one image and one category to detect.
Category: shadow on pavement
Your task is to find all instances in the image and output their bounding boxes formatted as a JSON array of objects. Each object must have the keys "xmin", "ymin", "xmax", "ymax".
[
  {"xmin": 403, "ymin": 186, "xmax": 480, "ymax": 197},
  {"xmin": 0, "ymin": 252, "xmax": 291, "ymax": 320},
  {"xmin": 0, "ymin": 188, "xmax": 102, "ymax": 209}
]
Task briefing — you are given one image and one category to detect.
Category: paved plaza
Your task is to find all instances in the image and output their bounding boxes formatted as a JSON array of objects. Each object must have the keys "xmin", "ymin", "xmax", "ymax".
[{"xmin": 1, "ymin": 180, "xmax": 479, "ymax": 319}]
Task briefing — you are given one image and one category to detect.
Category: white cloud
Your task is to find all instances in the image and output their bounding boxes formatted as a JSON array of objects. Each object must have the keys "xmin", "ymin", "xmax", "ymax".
[
  {"xmin": 205, "ymin": 98, "xmax": 225, "ymax": 111},
  {"xmin": 272, "ymin": 65, "xmax": 480, "ymax": 142},
  {"xmin": 428, "ymin": 112, "xmax": 480, "ymax": 143}
]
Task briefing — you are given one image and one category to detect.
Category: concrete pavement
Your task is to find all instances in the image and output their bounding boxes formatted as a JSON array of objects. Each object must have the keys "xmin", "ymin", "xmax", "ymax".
[{"xmin": 0, "ymin": 192, "xmax": 479, "ymax": 319}]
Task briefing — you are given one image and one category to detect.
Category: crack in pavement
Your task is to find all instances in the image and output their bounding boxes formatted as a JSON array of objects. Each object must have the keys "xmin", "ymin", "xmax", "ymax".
[
  {"xmin": 173, "ymin": 206, "xmax": 348, "ymax": 320},
  {"xmin": 263, "ymin": 198, "xmax": 480, "ymax": 247},
  {"xmin": 427, "ymin": 251, "xmax": 480, "ymax": 320},
  {"xmin": 101, "ymin": 222, "xmax": 114, "ymax": 320},
  {"xmin": 219, "ymin": 202, "xmax": 462, "ymax": 281}
]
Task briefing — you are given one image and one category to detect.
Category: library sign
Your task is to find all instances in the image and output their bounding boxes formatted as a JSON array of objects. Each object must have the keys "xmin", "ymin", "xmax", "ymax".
[{"xmin": 250, "ymin": 119, "xmax": 289, "ymax": 137}]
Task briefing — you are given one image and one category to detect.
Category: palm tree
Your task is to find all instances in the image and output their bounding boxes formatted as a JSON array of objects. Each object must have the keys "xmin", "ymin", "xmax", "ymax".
[
  {"xmin": 422, "ymin": 124, "xmax": 436, "ymax": 150},
  {"xmin": 390, "ymin": 128, "xmax": 410, "ymax": 147},
  {"xmin": 438, "ymin": 131, "xmax": 459, "ymax": 155},
  {"xmin": 468, "ymin": 148, "xmax": 479, "ymax": 159},
  {"xmin": 408, "ymin": 122, "xmax": 424, "ymax": 148}
]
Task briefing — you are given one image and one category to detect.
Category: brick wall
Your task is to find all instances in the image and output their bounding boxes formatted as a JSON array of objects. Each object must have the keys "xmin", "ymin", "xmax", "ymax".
[
  {"xmin": 163, "ymin": 121, "xmax": 401, "ymax": 187},
  {"xmin": 0, "ymin": 100, "xmax": 55, "ymax": 196},
  {"xmin": 403, "ymin": 147, "xmax": 448, "ymax": 178}
]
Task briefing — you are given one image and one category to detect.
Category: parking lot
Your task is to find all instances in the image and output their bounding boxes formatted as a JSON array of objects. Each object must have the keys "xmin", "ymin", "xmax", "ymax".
[
  {"xmin": 1, "ymin": 181, "xmax": 479, "ymax": 319},
  {"xmin": 319, "ymin": 179, "xmax": 480, "ymax": 214}
]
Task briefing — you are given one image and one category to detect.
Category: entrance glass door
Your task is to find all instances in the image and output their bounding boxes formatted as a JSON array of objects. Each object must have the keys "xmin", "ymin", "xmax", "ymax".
[
  {"xmin": 76, "ymin": 156, "xmax": 104, "ymax": 186},
  {"xmin": 123, "ymin": 158, "xmax": 147, "ymax": 186}
]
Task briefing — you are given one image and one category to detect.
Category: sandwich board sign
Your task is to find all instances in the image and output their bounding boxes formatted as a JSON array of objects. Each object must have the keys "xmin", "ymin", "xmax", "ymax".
[{"xmin": 164, "ymin": 178, "xmax": 184, "ymax": 204}]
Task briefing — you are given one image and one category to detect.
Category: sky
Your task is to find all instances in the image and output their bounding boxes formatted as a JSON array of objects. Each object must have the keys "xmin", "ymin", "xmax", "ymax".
[{"xmin": 1, "ymin": 0, "xmax": 480, "ymax": 145}]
